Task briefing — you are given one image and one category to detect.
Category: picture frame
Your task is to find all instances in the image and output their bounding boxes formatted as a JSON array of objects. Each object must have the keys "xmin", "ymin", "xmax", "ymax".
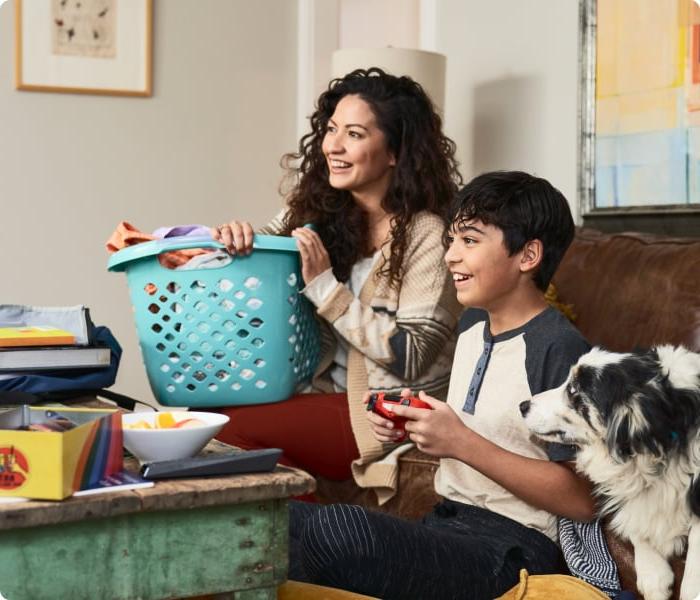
[
  {"xmin": 579, "ymin": 0, "xmax": 700, "ymax": 220},
  {"xmin": 14, "ymin": 0, "xmax": 153, "ymax": 97}
]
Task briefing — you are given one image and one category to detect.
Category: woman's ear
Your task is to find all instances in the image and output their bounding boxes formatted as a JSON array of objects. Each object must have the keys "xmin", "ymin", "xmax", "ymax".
[{"xmin": 520, "ymin": 239, "xmax": 543, "ymax": 274}]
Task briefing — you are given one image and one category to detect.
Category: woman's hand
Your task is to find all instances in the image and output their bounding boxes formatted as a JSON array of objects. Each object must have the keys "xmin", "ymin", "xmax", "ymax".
[
  {"xmin": 291, "ymin": 227, "xmax": 332, "ymax": 284},
  {"xmin": 211, "ymin": 220, "xmax": 255, "ymax": 255}
]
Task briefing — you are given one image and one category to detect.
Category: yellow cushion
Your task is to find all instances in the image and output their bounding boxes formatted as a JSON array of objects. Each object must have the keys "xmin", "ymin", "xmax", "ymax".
[
  {"xmin": 278, "ymin": 580, "xmax": 379, "ymax": 600},
  {"xmin": 545, "ymin": 283, "xmax": 576, "ymax": 322},
  {"xmin": 496, "ymin": 569, "xmax": 609, "ymax": 600}
]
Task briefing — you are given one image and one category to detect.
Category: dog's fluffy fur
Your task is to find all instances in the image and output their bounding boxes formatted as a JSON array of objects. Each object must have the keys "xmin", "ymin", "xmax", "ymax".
[{"xmin": 521, "ymin": 345, "xmax": 700, "ymax": 600}]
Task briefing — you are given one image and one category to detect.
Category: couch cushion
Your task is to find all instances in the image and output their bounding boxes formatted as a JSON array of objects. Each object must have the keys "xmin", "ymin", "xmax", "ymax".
[{"xmin": 553, "ymin": 228, "xmax": 700, "ymax": 352}]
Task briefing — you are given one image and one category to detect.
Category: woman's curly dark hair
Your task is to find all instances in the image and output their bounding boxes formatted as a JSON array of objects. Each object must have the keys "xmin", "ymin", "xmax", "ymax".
[{"xmin": 279, "ymin": 67, "xmax": 462, "ymax": 287}]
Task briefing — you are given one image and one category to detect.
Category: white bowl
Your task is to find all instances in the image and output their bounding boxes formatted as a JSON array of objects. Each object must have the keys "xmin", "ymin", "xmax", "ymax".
[{"xmin": 121, "ymin": 411, "xmax": 229, "ymax": 463}]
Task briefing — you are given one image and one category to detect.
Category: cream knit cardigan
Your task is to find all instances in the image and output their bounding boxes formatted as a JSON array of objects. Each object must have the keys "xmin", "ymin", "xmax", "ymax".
[{"xmin": 261, "ymin": 211, "xmax": 462, "ymax": 502}]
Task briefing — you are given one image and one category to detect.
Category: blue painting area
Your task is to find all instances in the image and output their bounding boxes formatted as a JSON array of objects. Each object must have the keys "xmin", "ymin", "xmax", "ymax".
[
  {"xmin": 595, "ymin": 129, "xmax": 688, "ymax": 207},
  {"xmin": 686, "ymin": 127, "xmax": 700, "ymax": 204}
]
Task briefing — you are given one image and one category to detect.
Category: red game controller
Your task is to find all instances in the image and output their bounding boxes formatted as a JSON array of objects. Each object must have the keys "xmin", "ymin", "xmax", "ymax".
[{"xmin": 366, "ymin": 393, "xmax": 431, "ymax": 439}]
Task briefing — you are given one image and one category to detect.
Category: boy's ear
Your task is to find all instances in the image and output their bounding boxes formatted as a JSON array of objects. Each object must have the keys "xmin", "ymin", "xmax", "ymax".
[{"xmin": 519, "ymin": 239, "xmax": 543, "ymax": 274}]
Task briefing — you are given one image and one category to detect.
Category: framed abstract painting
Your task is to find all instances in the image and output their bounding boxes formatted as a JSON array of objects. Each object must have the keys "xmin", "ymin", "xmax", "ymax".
[
  {"xmin": 580, "ymin": 0, "xmax": 700, "ymax": 228},
  {"xmin": 14, "ymin": 0, "xmax": 153, "ymax": 97}
]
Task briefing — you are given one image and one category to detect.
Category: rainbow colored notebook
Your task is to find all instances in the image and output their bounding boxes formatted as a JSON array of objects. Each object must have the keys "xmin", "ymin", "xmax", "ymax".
[{"xmin": 0, "ymin": 326, "xmax": 75, "ymax": 347}]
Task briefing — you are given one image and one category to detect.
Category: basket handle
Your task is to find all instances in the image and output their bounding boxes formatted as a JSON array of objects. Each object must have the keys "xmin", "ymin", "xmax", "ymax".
[{"xmin": 107, "ymin": 234, "xmax": 301, "ymax": 272}]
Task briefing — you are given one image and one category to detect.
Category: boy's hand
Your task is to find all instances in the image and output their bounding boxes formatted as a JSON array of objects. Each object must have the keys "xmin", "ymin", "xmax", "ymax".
[
  {"xmin": 390, "ymin": 391, "xmax": 466, "ymax": 458},
  {"xmin": 364, "ymin": 389, "xmax": 412, "ymax": 443}
]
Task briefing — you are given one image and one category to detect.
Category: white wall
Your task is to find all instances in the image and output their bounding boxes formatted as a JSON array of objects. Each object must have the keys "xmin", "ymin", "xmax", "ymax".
[
  {"xmin": 434, "ymin": 0, "xmax": 580, "ymax": 215},
  {"xmin": 0, "ymin": 0, "xmax": 299, "ymax": 403}
]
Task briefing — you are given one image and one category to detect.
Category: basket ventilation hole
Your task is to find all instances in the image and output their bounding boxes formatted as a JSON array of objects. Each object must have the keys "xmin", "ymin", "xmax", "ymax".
[
  {"xmin": 177, "ymin": 342, "xmax": 186, "ymax": 351},
  {"xmin": 156, "ymin": 343, "xmax": 166, "ymax": 352},
  {"xmin": 193, "ymin": 370, "xmax": 206, "ymax": 382},
  {"xmin": 182, "ymin": 362, "xmax": 192, "ymax": 372},
  {"xmin": 228, "ymin": 360, "xmax": 239, "ymax": 369},
  {"xmin": 194, "ymin": 301, "xmax": 207, "ymax": 313},
  {"xmin": 191, "ymin": 280, "xmax": 207, "ymax": 292},
  {"xmin": 246, "ymin": 298, "xmax": 263, "ymax": 310},
  {"xmin": 172, "ymin": 372, "xmax": 184, "ymax": 383},
  {"xmin": 237, "ymin": 349, "xmax": 251, "ymax": 360},
  {"xmin": 166, "ymin": 282, "xmax": 180, "ymax": 294},
  {"xmin": 160, "ymin": 364, "xmax": 170, "ymax": 372},
  {"xmin": 288, "ymin": 335, "xmax": 297, "ymax": 344},
  {"xmin": 225, "ymin": 340, "xmax": 236, "ymax": 349},
  {"xmin": 159, "ymin": 295, "xmax": 168, "ymax": 303},
  {"xmin": 287, "ymin": 295, "xmax": 296, "ymax": 305},
  {"xmin": 186, "ymin": 384, "xmax": 196, "ymax": 391},
  {"xmin": 215, "ymin": 370, "xmax": 230, "ymax": 381},
  {"xmin": 223, "ymin": 320, "xmax": 235, "ymax": 331},
  {"xmin": 166, "ymin": 384, "xmax": 175, "ymax": 393},
  {"xmin": 168, "ymin": 352, "xmax": 180, "ymax": 363},
  {"xmin": 213, "ymin": 350, "xmax": 226, "ymax": 360},
  {"xmin": 212, "ymin": 331, "xmax": 224, "ymax": 342},
  {"xmin": 235, "ymin": 310, "xmax": 248, "ymax": 319},
  {"xmin": 208, "ymin": 384, "xmax": 218, "ymax": 392},
  {"xmin": 162, "ymin": 314, "xmax": 171, "ymax": 322},
  {"xmin": 234, "ymin": 290, "xmax": 246, "ymax": 300},
  {"xmin": 171, "ymin": 302, "xmax": 183, "ymax": 314},
  {"xmin": 237, "ymin": 329, "xmax": 250, "ymax": 339},
  {"xmin": 249, "ymin": 318, "xmax": 263, "ymax": 328},
  {"xmin": 210, "ymin": 313, "xmax": 221, "ymax": 322},
  {"xmin": 187, "ymin": 332, "xmax": 198, "ymax": 343},
  {"xmin": 244, "ymin": 277, "xmax": 261, "ymax": 290},
  {"xmin": 190, "ymin": 351, "xmax": 203, "ymax": 362},
  {"xmin": 148, "ymin": 303, "xmax": 160, "ymax": 314},
  {"xmin": 232, "ymin": 382, "xmax": 242, "ymax": 391},
  {"xmin": 220, "ymin": 299, "xmax": 235, "ymax": 311},
  {"xmin": 252, "ymin": 338, "xmax": 264, "ymax": 348},
  {"xmin": 255, "ymin": 380, "xmax": 267, "ymax": 389},
  {"xmin": 254, "ymin": 358, "xmax": 266, "ymax": 367},
  {"xmin": 151, "ymin": 323, "xmax": 163, "ymax": 333},
  {"xmin": 173, "ymin": 322, "xmax": 183, "ymax": 332},
  {"xmin": 204, "ymin": 362, "xmax": 214, "ymax": 371},
  {"xmin": 197, "ymin": 322, "xmax": 210, "ymax": 333},
  {"xmin": 288, "ymin": 314, "xmax": 297, "ymax": 325},
  {"xmin": 218, "ymin": 279, "xmax": 234, "ymax": 292},
  {"xmin": 181, "ymin": 293, "xmax": 190, "ymax": 302},
  {"xmin": 287, "ymin": 273, "xmax": 297, "ymax": 286},
  {"xmin": 145, "ymin": 283, "xmax": 158, "ymax": 295},
  {"xmin": 208, "ymin": 292, "xmax": 219, "ymax": 300},
  {"xmin": 185, "ymin": 313, "xmax": 194, "ymax": 322},
  {"xmin": 200, "ymin": 341, "xmax": 212, "ymax": 352},
  {"xmin": 240, "ymin": 369, "xmax": 255, "ymax": 380}
]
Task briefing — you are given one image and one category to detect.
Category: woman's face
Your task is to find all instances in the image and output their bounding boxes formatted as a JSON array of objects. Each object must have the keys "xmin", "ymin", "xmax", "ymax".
[{"xmin": 321, "ymin": 94, "xmax": 396, "ymax": 200}]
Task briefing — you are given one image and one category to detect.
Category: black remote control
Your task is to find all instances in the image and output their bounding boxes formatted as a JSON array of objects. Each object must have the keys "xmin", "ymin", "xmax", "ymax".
[{"xmin": 139, "ymin": 448, "xmax": 282, "ymax": 480}]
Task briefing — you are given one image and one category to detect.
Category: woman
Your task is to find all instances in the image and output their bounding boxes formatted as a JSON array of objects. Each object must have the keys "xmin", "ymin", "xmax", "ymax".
[{"xmin": 212, "ymin": 68, "xmax": 463, "ymax": 498}]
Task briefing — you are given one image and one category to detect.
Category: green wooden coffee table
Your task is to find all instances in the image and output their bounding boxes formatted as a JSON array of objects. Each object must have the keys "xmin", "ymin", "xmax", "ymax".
[{"xmin": 0, "ymin": 441, "xmax": 314, "ymax": 600}]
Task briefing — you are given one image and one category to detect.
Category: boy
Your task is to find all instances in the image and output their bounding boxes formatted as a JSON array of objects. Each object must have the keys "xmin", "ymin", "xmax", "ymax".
[{"xmin": 289, "ymin": 171, "xmax": 612, "ymax": 599}]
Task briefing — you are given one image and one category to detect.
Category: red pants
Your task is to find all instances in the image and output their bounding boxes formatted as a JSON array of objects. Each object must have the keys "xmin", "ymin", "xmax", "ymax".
[{"xmin": 213, "ymin": 393, "xmax": 360, "ymax": 481}]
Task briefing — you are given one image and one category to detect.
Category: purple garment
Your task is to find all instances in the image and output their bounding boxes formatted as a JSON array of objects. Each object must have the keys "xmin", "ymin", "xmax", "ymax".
[{"xmin": 151, "ymin": 224, "xmax": 212, "ymax": 239}]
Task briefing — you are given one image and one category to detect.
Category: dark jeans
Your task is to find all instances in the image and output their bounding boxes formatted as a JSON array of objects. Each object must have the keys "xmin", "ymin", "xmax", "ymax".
[{"xmin": 289, "ymin": 498, "xmax": 566, "ymax": 600}]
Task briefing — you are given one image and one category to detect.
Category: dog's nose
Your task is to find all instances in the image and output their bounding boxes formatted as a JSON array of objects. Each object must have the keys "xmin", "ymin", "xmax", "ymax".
[{"xmin": 519, "ymin": 400, "xmax": 531, "ymax": 417}]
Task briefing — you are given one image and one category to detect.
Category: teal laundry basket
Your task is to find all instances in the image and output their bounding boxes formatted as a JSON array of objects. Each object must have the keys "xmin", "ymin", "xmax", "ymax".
[{"xmin": 108, "ymin": 235, "xmax": 319, "ymax": 407}]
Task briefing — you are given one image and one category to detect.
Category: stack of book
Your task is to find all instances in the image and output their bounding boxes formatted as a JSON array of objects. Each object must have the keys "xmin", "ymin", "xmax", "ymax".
[{"xmin": 0, "ymin": 305, "xmax": 110, "ymax": 373}]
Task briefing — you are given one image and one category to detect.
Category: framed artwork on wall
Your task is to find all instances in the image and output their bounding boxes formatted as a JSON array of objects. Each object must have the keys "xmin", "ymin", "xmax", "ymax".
[
  {"xmin": 579, "ymin": 0, "xmax": 700, "ymax": 233},
  {"xmin": 14, "ymin": 0, "xmax": 153, "ymax": 97}
]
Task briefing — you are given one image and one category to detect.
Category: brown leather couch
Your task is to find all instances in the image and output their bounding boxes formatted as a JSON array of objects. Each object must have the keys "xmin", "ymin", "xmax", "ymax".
[{"xmin": 315, "ymin": 227, "xmax": 700, "ymax": 599}]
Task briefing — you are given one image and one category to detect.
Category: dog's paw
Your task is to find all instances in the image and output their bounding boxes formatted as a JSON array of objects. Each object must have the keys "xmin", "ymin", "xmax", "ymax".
[{"xmin": 637, "ymin": 569, "xmax": 674, "ymax": 600}]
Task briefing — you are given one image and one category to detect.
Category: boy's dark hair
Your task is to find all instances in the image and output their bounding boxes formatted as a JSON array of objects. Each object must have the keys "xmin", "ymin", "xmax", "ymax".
[{"xmin": 448, "ymin": 171, "xmax": 575, "ymax": 291}]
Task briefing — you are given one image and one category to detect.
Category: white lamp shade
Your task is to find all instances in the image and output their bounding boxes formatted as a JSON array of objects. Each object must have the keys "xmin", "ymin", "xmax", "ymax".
[{"xmin": 331, "ymin": 47, "xmax": 446, "ymax": 113}]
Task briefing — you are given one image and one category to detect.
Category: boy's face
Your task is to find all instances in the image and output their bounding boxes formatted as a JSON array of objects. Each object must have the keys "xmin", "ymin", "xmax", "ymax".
[{"xmin": 444, "ymin": 218, "xmax": 525, "ymax": 311}]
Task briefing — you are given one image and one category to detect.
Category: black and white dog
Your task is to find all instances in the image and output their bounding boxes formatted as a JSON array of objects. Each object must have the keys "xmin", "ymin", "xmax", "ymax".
[{"xmin": 521, "ymin": 345, "xmax": 700, "ymax": 600}]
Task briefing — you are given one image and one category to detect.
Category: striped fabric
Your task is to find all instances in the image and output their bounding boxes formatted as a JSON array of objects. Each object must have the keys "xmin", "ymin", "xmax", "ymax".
[{"xmin": 558, "ymin": 517, "xmax": 621, "ymax": 598}]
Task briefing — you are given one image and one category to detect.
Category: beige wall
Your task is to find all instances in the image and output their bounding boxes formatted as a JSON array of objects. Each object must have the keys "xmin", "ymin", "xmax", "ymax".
[
  {"xmin": 0, "ymin": 0, "xmax": 298, "ymax": 403},
  {"xmin": 434, "ymin": 0, "xmax": 580, "ymax": 216}
]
